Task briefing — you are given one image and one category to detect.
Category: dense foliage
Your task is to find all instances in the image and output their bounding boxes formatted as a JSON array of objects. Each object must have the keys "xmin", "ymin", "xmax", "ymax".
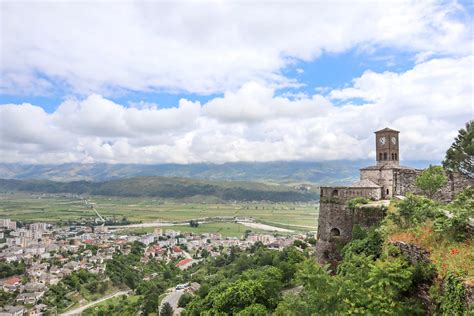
[
  {"xmin": 184, "ymin": 245, "xmax": 306, "ymax": 315},
  {"xmin": 440, "ymin": 272, "xmax": 466, "ymax": 315},
  {"xmin": 443, "ymin": 120, "xmax": 473, "ymax": 178},
  {"xmin": 43, "ymin": 269, "xmax": 106, "ymax": 310},
  {"xmin": 0, "ymin": 260, "xmax": 26, "ymax": 278},
  {"xmin": 106, "ymin": 242, "xmax": 145, "ymax": 289},
  {"xmin": 389, "ymin": 188, "xmax": 473, "ymax": 241}
]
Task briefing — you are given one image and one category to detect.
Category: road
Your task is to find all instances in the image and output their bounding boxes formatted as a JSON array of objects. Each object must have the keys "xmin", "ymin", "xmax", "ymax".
[
  {"xmin": 237, "ymin": 221, "xmax": 294, "ymax": 232},
  {"xmin": 61, "ymin": 290, "xmax": 130, "ymax": 316},
  {"xmin": 160, "ymin": 289, "xmax": 184, "ymax": 315}
]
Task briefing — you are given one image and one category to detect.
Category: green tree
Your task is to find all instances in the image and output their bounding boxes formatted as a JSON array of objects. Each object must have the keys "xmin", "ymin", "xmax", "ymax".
[
  {"xmin": 416, "ymin": 165, "xmax": 447, "ymax": 199},
  {"xmin": 235, "ymin": 303, "xmax": 268, "ymax": 316},
  {"xmin": 160, "ymin": 302, "xmax": 174, "ymax": 316},
  {"xmin": 178, "ymin": 293, "xmax": 193, "ymax": 308},
  {"xmin": 443, "ymin": 120, "xmax": 473, "ymax": 178}
]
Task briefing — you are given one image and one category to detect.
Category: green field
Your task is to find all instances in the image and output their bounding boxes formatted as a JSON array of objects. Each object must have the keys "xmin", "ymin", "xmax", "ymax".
[{"xmin": 0, "ymin": 193, "xmax": 318, "ymax": 230}]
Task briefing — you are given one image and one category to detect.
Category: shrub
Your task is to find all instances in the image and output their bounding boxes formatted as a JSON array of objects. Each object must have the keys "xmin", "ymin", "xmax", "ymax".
[
  {"xmin": 440, "ymin": 273, "xmax": 465, "ymax": 315},
  {"xmin": 342, "ymin": 227, "xmax": 383, "ymax": 259},
  {"xmin": 433, "ymin": 187, "xmax": 473, "ymax": 241},
  {"xmin": 389, "ymin": 193, "xmax": 439, "ymax": 228},
  {"xmin": 178, "ymin": 293, "xmax": 193, "ymax": 308},
  {"xmin": 347, "ymin": 197, "xmax": 370, "ymax": 211}
]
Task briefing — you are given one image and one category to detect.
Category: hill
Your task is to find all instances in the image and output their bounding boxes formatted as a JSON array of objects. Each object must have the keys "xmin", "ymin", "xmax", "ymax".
[
  {"xmin": 0, "ymin": 160, "xmax": 436, "ymax": 185},
  {"xmin": 0, "ymin": 176, "xmax": 318, "ymax": 202}
]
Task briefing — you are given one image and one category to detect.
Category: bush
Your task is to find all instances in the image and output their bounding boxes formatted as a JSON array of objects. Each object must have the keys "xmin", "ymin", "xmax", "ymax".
[
  {"xmin": 440, "ymin": 273, "xmax": 465, "ymax": 315},
  {"xmin": 341, "ymin": 227, "xmax": 383, "ymax": 259},
  {"xmin": 178, "ymin": 293, "xmax": 193, "ymax": 308},
  {"xmin": 347, "ymin": 197, "xmax": 370, "ymax": 211},
  {"xmin": 433, "ymin": 187, "xmax": 473, "ymax": 241},
  {"xmin": 389, "ymin": 194, "xmax": 439, "ymax": 228}
]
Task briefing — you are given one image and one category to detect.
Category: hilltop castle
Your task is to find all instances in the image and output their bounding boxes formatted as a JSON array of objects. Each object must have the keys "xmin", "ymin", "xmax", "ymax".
[{"xmin": 316, "ymin": 128, "xmax": 473, "ymax": 264}]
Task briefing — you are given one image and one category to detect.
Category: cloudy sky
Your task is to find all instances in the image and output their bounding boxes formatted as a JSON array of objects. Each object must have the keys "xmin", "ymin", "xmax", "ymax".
[{"xmin": 0, "ymin": 0, "xmax": 473, "ymax": 164}]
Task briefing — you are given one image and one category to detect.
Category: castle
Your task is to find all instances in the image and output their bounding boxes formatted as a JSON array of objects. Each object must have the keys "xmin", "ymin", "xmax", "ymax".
[{"xmin": 316, "ymin": 128, "xmax": 473, "ymax": 264}]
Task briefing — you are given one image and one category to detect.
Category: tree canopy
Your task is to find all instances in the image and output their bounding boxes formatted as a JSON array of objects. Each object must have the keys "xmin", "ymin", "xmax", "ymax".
[{"xmin": 443, "ymin": 120, "xmax": 473, "ymax": 178}]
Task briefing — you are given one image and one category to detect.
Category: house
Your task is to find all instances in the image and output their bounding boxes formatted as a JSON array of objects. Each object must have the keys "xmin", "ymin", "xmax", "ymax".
[
  {"xmin": 3, "ymin": 276, "xmax": 21, "ymax": 291},
  {"xmin": 175, "ymin": 258, "xmax": 193, "ymax": 270},
  {"xmin": 16, "ymin": 292, "xmax": 44, "ymax": 305},
  {"xmin": 0, "ymin": 305, "xmax": 26, "ymax": 316}
]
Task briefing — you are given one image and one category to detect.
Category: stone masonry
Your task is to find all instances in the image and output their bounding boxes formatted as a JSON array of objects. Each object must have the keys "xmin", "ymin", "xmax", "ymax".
[{"xmin": 316, "ymin": 127, "xmax": 473, "ymax": 265}]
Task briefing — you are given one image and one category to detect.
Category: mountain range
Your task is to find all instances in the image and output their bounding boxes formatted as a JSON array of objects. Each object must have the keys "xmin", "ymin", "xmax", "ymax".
[{"xmin": 0, "ymin": 160, "xmax": 436, "ymax": 185}]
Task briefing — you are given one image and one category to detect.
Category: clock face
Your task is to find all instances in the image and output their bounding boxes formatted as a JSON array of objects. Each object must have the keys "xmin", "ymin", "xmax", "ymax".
[
  {"xmin": 391, "ymin": 137, "xmax": 397, "ymax": 145},
  {"xmin": 379, "ymin": 137, "xmax": 386, "ymax": 145}
]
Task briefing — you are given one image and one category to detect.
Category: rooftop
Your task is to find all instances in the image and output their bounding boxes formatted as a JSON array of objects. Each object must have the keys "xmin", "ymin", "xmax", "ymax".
[
  {"xmin": 375, "ymin": 127, "xmax": 400, "ymax": 133},
  {"xmin": 360, "ymin": 165, "xmax": 416, "ymax": 171},
  {"xmin": 350, "ymin": 179, "xmax": 381, "ymax": 188}
]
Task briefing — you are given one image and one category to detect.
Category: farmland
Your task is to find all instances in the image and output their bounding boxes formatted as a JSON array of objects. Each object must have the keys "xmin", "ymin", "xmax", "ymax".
[{"xmin": 0, "ymin": 193, "xmax": 318, "ymax": 231}]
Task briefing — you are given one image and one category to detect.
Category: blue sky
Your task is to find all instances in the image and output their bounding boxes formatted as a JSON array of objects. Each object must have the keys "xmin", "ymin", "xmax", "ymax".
[
  {"xmin": 0, "ymin": 48, "xmax": 419, "ymax": 112},
  {"xmin": 0, "ymin": 0, "xmax": 472, "ymax": 164}
]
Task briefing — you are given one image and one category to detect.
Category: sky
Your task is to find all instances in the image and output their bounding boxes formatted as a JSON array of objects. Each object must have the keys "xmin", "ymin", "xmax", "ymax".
[{"xmin": 0, "ymin": 0, "xmax": 473, "ymax": 164}]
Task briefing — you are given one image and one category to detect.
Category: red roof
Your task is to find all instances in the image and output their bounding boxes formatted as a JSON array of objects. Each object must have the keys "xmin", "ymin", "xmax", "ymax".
[
  {"xmin": 176, "ymin": 258, "xmax": 193, "ymax": 267},
  {"xmin": 172, "ymin": 246, "xmax": 182, "ymax": 253},
  {"xmin": 5, "ymin": 276, "xmax": 21, "ymax": 285}
]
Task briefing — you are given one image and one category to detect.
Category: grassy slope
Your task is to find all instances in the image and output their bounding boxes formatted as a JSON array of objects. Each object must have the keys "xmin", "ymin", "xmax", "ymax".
[{"xmin": 383, "ymin": 200, "xmax": 473, "ymax": 282}]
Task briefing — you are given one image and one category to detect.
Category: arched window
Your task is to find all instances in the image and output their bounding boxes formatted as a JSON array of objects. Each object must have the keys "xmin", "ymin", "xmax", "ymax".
[
  {"xmin": 330, "ymin": 228, "xmax": 341, "ymax": 238},
  {"xmin": 331, "ymin": 189, "xmax": 338, "ymax": 197},
  {"xmin": 383, "ymin": 152, "xmax": 387, "ymax": 160},
  {"xmin": 391, "ymin": 153, "xmax": 395, "ymax": 160},
  {"xmin": 379, "ymin": 153, "xmax": 383, "ymax": 161},
  {"xmin": 394, "ymin": 153, "xmax": 398, "ymax": 160},
  {"xmin": 386, "ymin": 189, "xmax": 389, "ymax": 195}
]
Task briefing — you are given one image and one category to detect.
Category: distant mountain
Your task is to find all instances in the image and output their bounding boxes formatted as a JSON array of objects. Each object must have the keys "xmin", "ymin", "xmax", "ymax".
[
  {"xmin": 0, "ymin": 177, "xmax": 318, "ymax": 202},
  {"xmin": 0, "ymin": 160, "xmax": 436, "ymax": 185}
]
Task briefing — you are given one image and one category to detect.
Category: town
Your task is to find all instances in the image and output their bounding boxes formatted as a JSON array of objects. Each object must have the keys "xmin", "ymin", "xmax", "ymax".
[{"xmin": 0, "ymin": 218, "xmax": 312, "ymax": 315}]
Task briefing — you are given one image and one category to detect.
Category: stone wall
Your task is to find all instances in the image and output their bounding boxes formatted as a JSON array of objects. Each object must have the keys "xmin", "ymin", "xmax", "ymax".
[
  {"xmin": 317, "ymin": 186, "xmax": 386, "ymax": 265},
  {"xmin": 391, "ymin": 241, "xmax": 431, "ymax": 265},
  {"xmin": 395, "ymin": 170, "xmax": 474, "ymax": 202}
]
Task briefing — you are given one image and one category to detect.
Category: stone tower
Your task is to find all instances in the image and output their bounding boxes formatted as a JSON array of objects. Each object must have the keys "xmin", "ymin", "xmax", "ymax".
[
  {"xmin": 375, "ymin": 127, "xmax": 399, "ymax": 167},
  {"xmin": 316, "ymin": 127, "xmax": 474, "ymax": 266}
]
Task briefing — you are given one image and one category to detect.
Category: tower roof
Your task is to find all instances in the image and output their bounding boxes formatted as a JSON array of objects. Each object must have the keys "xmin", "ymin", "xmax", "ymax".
[
  {"xmin": 375, "ymin": 127, "xmax": 399, "ymax": 133},
  {"xmin": 350, "ymin": 179, "xmax": 381, "ymax": 188}
]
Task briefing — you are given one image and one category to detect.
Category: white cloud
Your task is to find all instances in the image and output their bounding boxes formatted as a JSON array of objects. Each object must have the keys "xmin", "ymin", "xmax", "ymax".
[
  {"xmin": 0, "ymin": 0, "xmax": 471, "ymax": 95},
  {"xmin": 0, "ymin": 56, "xmax": 471, "ymax": 164}
]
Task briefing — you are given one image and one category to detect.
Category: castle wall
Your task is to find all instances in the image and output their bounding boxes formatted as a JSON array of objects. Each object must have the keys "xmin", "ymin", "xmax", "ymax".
[
  {"xmin": 316, "ymin": 186, "xmax": 384, "ymax": 264},
  {"xmin": 395, "ymin": 170, "xmax": 474, "ymax": 202}
]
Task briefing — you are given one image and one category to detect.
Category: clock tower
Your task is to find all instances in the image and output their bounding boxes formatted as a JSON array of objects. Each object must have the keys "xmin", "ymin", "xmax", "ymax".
[{"xmin": 375, "ymin": 127, "xmax": 399, "ymax": 166}]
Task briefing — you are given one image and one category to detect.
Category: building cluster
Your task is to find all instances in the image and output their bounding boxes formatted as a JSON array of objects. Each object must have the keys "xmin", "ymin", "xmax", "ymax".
[{"xmin": 0, "ymin": 219, "xmax": 307, "ymax": 315}]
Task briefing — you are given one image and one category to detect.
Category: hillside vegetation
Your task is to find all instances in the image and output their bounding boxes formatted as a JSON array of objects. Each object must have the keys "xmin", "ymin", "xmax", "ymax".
[{"xmin": 0, "ymin": 176, "xmax": 318, "ymax": 202}]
